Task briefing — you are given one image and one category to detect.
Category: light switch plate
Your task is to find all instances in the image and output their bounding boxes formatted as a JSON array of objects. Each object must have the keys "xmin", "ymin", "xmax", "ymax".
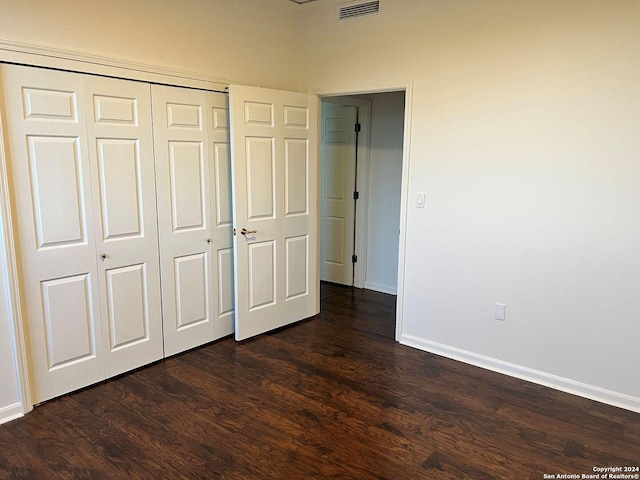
[{"xmin": 416, "ymin": 192, "xmax": 425, "ymax": 208}]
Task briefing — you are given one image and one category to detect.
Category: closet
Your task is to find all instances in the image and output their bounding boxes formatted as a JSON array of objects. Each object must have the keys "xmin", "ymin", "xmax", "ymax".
[
  {"xmin": 1, "ymin": 64, "xmax": 232, "ymax": 403},
  {"xmin": 1, "ymin": 63, "xmax": 319, "ymax": 406}
]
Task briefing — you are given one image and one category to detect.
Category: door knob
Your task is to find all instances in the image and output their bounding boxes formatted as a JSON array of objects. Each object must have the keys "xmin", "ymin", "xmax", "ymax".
[
  {"xmin": 240, "ymin": 228, "xmax": 257, "ymax": 235},
  {"xmin": 100, "ymin": 253, "xmax": 107, "ymax": 261},
  {"xmin": 206, "ymin": 238, "xmax": 211, "ymax": 244}
]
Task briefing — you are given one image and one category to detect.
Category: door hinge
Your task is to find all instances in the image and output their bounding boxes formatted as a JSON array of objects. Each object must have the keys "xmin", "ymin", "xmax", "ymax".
[
  {"xmin": 355, "ymin": 122, "xmax": 361, "ymax": 133},
  {"xmin": 352, "ymin": 254, "xmax": 358, "ymax": 263},
  {"xmin": 353, "ymin": 191, "xmax": 359, "ymax": 200}
]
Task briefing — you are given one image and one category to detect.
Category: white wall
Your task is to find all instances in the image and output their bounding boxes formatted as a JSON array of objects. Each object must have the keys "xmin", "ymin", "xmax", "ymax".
[
  {"xmin": 302, "ymin": 0, "xmax": 640, "ymax": 409},
  {"xmin": 0, "ymin": 0, "xmax": 303, "ymax": 91},
  {"xmin": 357, "ymin": 92, "xmax": 405, "ymax": 295}
]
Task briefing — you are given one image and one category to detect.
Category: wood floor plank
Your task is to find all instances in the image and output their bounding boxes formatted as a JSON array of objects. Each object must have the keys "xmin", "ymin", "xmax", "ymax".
[{"xmin": 0, "ymin": 282, "xmax": 638, "ymax": 479}]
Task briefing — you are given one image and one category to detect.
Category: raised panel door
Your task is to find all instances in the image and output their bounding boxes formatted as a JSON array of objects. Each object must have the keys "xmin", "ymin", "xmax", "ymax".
[
  {"xmin": 320, "ymin": 103, "xmax": 357, "ymax": 285},
  {"xmin": 152, "ymin": 85, "xmax": 216, "ymax": 356},
  {"xmin": 229, "ymin": 85, "xmax": 319, "ymax": 341},
  {"xmin": 1, "ymin": 65, "xmax": 104, "ymax": 402},
  {"xmin": 84, "ymin": 75, "xmax": 163, "ymax": 377}
]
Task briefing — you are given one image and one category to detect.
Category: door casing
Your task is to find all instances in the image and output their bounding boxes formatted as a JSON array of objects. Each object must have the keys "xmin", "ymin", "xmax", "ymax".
[{"xmin": 317, "ymin": 81, "xmax": 413, "ymax": 342}]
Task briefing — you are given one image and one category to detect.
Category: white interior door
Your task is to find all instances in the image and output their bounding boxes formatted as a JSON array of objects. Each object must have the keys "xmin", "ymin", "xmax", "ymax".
[
  {"xmin": 152, "ymin": 85, "xmax": 215, "ymax": 356},
  {"xmin": 84, "ymin": 76, "xmax": 163, "ymax": 377},
  {"xmin": 229, "ymin": 85, "xmax": 319, "ymax": 341},
  {"xmin": 320, "ymin": 103, "xmax": 357, "ymax": 285},
  {"xmin": 1, "ymin": 65, "xmax": 104, "ymax": 402},
  {"xmin": 152, "ymin": 86, "xmax": 234, "ymax": 356}
]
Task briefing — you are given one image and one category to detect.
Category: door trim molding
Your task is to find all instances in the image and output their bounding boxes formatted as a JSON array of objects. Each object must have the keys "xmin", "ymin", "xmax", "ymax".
[
  {"xmin": 0, "ymin": 101, "xmax": 32, "ymax": 415},
  {"xmin": 320, "ymin": 96, "xmax": 371, "ymax": 289},
  {"xmin": 311, "ymin": 79, "xmax": 413, "ymax": 342},
  {"xmin": 0, "ymin": 39, "xmax": 240, "ymax": 91}
]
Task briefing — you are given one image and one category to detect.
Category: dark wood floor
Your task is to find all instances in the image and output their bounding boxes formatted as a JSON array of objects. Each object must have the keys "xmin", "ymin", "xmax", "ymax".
[{"xmin": 1, "ymin": 283, "xmax": 638, "ymax": 479}]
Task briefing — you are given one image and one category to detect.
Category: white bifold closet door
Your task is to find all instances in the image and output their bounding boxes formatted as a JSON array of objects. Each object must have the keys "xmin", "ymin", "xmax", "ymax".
[
  {"xmin": 84, "ymin": 75, "xmax": 163, "ymax": 377},
  {"xmin": 152, "ymin": 85, "xmax": 234, "ymax": 357},
  {"xmin": 1, "ymin": 65, "xmax": 163, "ymax": 403}
]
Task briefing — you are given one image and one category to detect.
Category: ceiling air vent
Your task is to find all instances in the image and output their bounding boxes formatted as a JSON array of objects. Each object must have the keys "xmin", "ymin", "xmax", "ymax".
[{"xmin": 339, "ymin": 1, "xmax": 380, "ymax": 20}]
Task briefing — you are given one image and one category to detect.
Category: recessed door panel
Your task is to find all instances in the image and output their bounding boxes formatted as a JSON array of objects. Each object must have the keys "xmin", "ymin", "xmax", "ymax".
[
  {"xmin": 284, "ymin": 105, "xmax": 308, "ymax": 128},
  {"xmin": 97, "ymin": 139, "xmax": 142, "ymax": 239},
  {"xmin": 245, "ymin": 102, "xmax": 274, "ymax": 126},
  {"xmin": 325, "ymin": 117, "xmax": 347, "ymax": 135},
  {"xmin": 169, "ymin": 141, "xmax": 205, "ymax": 231},
  {"xmin": 248, "ymin": 241, "xmax": 276, "ymax": 310},
  {"xmin": 106, "ymin": 264, "xmax": 148, "ymax": 350},
  {"xmin": 324, "ymin": 143, "xmax": 347, "ymax": 200},
  {"xmin": 324, "ymin": 217, "xmax": 345, "ymax": 265},
  {"xmin": 93, "ymin": 95, "xmax": 137, "ymax": 125},
  {"xmin": 214, "ymin": 143, "xmax": 232, "ymax": 226},
  {"xmin": 213, "ymin": 107, "xmax": 229, "ymax": 131},
  {"xmin": 246, "ymin": 137, "xmax": 275, "ymax": 220},
  {"xmin": 41, "ymin": 274, "xmax": 95, "ymax": 369},
  {"xmin": 174, "ymin": 253, "xmax": 209, "ymax": 329},
  {"xmin": 28, "ymin": 136, "xmax": 86, "ymax": 249},
  {"xmin": 285, "ymin": 235, "xmax": 308, "ymax": 300},
  {"xmin": 217, "ymin": 248, "xmax": 234, "ymax": 317},
  {"xmin": 22, "ymin": 87, "xmax": 77, "ymax": 121},
  {"xmin": 285, "ymin": 138, "xmax": 308, "ymax": 216},
  {"xmin": 167, "ymin": 103, "xmax": 201, "ymax": 129}
]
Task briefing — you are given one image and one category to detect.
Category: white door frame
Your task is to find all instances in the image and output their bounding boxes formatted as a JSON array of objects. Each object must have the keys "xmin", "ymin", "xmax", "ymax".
[
  {"xmin": 313, "ymin": 80, "xmax": 413, "ymax": 342},
  {"xmin": 320, "ymin": 97, "xmax": 371, "ymax": 289}
]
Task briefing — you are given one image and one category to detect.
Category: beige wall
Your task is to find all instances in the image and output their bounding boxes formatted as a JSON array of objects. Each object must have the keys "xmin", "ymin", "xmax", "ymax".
[
  {"xmin": 0, "ymin": 0, "xmax": 304, "ymax": 90},
  {"xmin": 303, "ymin": 0, "xmax": 640, "ymax": 406}
]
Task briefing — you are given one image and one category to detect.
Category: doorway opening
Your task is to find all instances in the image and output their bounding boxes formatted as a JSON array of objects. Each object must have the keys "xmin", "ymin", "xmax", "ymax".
[{"xmin": 320, "ymin": 91, "xmax": 406, "ymax": 299}]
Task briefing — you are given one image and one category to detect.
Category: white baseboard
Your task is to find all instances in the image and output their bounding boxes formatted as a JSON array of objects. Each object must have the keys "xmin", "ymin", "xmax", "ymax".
[
  {"xmin": 400, "ymin": 334, "xmax": 640, "ymax": 414},
  {"xmin": 0, "ymin": 402, "xmax": 24, "ymax": 425},
  {"xmin": 364, "ymin": 281, "xmax": 397, "ymax": 295}
]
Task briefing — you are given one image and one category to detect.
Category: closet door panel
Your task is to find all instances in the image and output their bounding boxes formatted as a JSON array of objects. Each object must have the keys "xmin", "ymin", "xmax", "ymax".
[
  {"xmin": 85, "ymin": 76, "xmax": 163, "ymax": 377},
  {"xmin": 152, "ymin": 85, "xmax": 215, "ymax": 356},
  {"xmin": 209, "ymin": 92, "xmax": 234, "ymax": 338},
  {"xmin": 1, "ymin": 65, "xmax": 104, "ymax": 403}
]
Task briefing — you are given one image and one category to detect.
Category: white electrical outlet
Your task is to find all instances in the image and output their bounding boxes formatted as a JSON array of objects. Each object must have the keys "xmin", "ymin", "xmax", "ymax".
[{"xmin": 495, "ymin": 303, "xmax": 506, "ymax": 321}]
